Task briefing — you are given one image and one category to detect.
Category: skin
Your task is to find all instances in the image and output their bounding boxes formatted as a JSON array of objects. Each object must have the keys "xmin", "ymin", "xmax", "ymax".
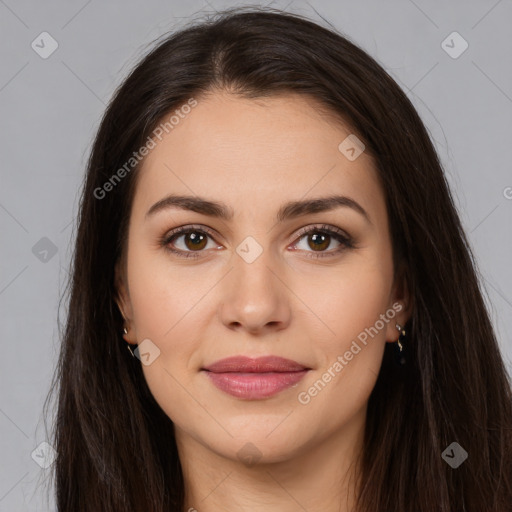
[{"xmin": 116, "ymin": 90, "xmax": 412, "ymax": 512}]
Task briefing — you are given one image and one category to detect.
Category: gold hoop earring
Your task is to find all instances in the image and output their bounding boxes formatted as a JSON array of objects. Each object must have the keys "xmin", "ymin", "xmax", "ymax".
[
  {"xmin": 122, "ymin": 327, "xmax": 136, "ymax": 357},
  {"xmin": 395, "ymin": 323, "xmax": 406, "ymax": 352},
  {"xmin": 394, "ymin": 323, "xmax": 407, "ymax": 366}
]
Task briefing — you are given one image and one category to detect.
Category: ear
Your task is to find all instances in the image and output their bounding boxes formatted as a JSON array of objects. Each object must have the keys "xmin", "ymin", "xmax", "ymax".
[
  {"xmin": 114, "ymin": 259, "xmax": 136, "ymax": 344},
  {"xmin": 385, "ymin": 262, "xmax": 413, "ymax": 343}
]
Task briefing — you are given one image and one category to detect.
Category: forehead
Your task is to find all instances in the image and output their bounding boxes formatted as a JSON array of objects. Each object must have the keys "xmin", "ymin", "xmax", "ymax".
[{"xmin": 132, "ymin": 91, "xmax": 383, "ymax": 220}]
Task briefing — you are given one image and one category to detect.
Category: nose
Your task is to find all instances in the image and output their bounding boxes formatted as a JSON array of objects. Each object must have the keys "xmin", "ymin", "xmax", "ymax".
[{"xmin": 218, "ymin": 248, "xmax": 292, "ymax": 335}]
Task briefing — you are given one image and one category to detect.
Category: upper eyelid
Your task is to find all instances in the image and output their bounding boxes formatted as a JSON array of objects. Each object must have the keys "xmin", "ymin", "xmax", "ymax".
[
  {"xmin": 294, "ymin": 224, "xmax": 351, "ymax": 239},
  {"xmin": 165, "ymin": 224, "xmax": 218, "ymax": 242}
]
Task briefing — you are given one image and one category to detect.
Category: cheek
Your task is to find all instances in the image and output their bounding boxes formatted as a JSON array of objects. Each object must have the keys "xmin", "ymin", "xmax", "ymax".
[
  {"xmin": 294, "ymin": 255, "xmax": 393, "ymax": 348},
  {"xmin": 293, "ymin": 270, "xmax": 391, "ymax": 433},
  {"xmin": 125, "ymin": 248, "xmax": 207, "ymax": 424},
  {"xmin": 126, "ymin": 244, "xmax": 203, "ymax": 340},
  {"xmin": 293, "ymin": 250, "xmax": 393, "ymax": 409}
]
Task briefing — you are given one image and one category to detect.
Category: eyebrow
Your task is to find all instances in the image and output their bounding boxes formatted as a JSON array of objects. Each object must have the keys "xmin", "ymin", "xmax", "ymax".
[{"xmin": 145, "ymin": 194, "xmax": 371, "ymax": 224}]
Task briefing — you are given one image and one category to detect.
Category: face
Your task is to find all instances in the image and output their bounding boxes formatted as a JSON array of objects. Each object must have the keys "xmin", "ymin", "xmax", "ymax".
[{"xmin": 116, "ymin": 90, "xmax": 410, "ymax": 465}]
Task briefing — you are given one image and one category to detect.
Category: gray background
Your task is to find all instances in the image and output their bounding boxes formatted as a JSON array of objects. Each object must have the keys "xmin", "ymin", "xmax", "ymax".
[{"xmin": 1, "ymin": 0, "xmax": 511, "ymax": 509}]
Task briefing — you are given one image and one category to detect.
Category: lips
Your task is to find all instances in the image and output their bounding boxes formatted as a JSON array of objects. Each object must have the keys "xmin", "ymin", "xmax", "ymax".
[
  {"xmin": 202, "ymin": 355, "xmax": 309, "ymax": 373},
  {"xmin": 201, "ymin": 356, "xmax": 311, "ymax": 400}
]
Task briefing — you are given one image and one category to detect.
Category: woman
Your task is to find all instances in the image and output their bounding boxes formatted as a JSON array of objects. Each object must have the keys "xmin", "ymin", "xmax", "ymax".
[{"xmin": 44, "ymin": 6, "xmax": 512, "ymax": 511}]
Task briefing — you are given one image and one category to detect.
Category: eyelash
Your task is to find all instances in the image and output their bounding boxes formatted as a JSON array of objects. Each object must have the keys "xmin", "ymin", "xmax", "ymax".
[{"xmin": 159, "ymin": 223, "xmax": 355, "ymax": 260}]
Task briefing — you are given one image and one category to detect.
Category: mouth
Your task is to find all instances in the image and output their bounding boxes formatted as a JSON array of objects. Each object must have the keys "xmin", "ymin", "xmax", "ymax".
[{"xmin": 201, "ymin": 355, "xmax": 311, "ymax": 400}]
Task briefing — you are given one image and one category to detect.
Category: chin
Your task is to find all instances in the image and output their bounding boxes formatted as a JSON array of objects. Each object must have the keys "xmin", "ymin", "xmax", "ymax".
[{"xmin": 203, "ymin": 421, "xmax": 309, "ymax": 465}]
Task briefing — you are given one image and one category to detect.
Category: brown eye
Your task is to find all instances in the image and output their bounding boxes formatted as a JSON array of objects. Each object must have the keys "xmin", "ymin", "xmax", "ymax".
[
  {"xmin": 161, "ymin": 225, "xmax": 221, "ymax": 259},
  {"xmin": 307, "ymin": 232, "xmax": 331, "ymax": 251},
  {"xmin": 181, "ymin": 231, "xmax": 208, "ymax": 251},
  {"xmin": 292, "ymin": 224, "xmax": 355, "ymax": 259}
]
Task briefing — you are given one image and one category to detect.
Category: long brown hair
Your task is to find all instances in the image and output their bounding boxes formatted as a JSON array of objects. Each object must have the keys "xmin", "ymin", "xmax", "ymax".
[{"xmin": 44, "ymin": 6, "xmax": 512, "ymax": 511}]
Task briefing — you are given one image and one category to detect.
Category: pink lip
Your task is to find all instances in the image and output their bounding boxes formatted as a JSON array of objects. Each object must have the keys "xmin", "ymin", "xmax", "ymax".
[
  {"xmin": 203, "ymin": 355, "xmax": 308, "ymax": 373},
  {"xmin": 202, "ymin": 356, "xmax": 310, "ymax": 400}
]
